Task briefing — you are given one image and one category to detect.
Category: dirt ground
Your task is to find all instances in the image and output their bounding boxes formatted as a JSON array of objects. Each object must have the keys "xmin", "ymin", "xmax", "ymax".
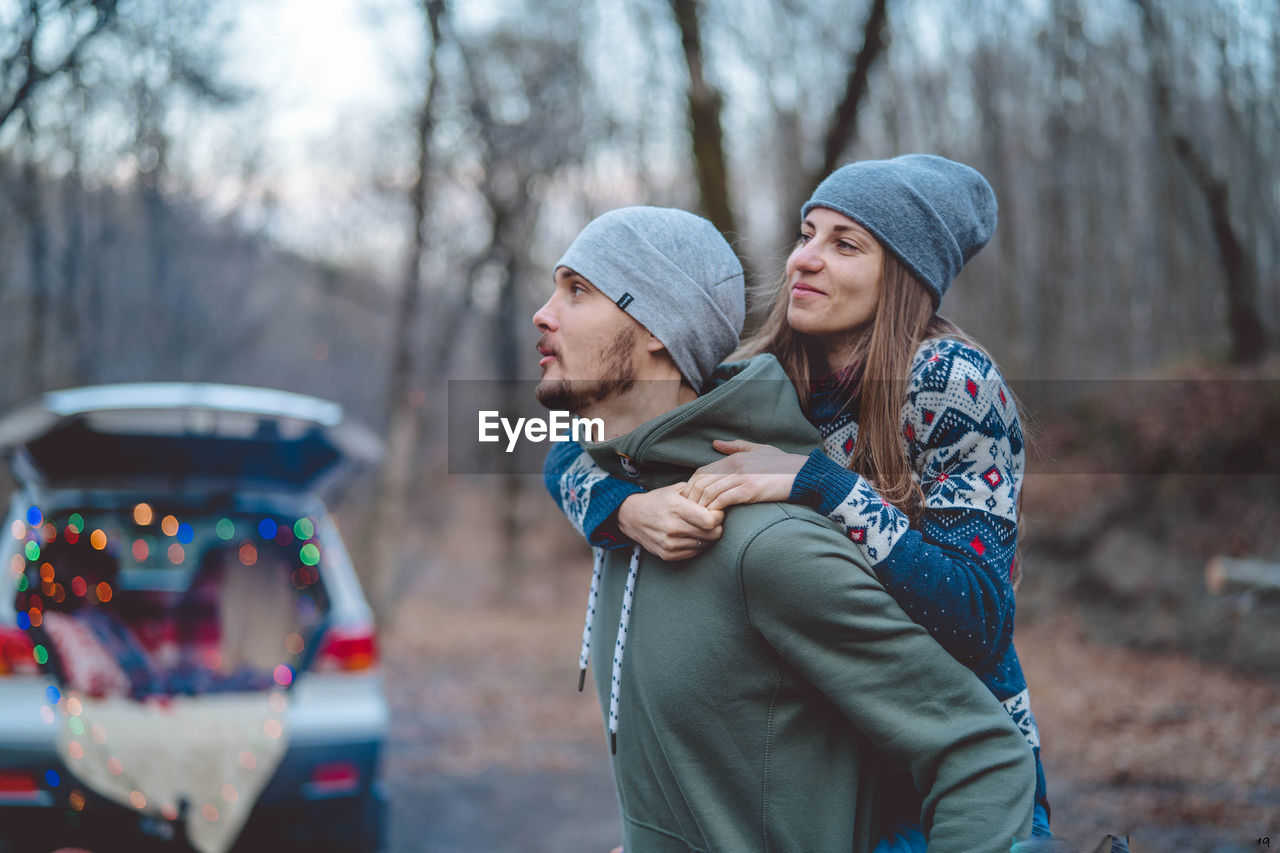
[{"xmin": 376, "ymin": 496, "xmax": 1280, "ymax": 852}]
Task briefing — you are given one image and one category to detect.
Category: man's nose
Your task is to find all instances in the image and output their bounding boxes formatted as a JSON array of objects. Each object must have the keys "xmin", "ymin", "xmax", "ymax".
[{"xmin": 532, "ymin": 296, "xmax": 556, "ymax": 331}]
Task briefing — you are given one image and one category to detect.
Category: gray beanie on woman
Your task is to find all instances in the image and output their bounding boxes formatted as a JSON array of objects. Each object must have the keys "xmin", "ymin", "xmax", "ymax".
[
  {"xmin": 801, "ymin": 154, "xmax": 997, "ymax": 305},
  {"xmin": 556, "ymin": 206, "xmax": 745, "ymax": 392}
]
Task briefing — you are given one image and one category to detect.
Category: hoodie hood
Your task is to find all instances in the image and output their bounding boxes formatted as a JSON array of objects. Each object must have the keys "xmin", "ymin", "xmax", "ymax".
[{"xmin": 582, "ymin": 354, "xmax": 822, "ymax": 490}]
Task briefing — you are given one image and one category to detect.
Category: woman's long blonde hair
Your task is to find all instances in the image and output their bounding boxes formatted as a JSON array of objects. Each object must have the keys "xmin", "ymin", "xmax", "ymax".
[{"xmin": 736, "ymin": 248, "xmax": 1023, "ymax": 586}]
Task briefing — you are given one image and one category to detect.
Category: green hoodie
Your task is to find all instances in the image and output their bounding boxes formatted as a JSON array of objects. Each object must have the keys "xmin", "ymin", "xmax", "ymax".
[{"xmin": 582, "ymin": 354, "xmax": 1034, "ymax": 853}]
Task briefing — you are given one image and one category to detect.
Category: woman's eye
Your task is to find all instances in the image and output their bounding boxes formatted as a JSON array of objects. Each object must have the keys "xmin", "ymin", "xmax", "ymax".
[
  {"xmin": 837, "ymin": 240, "xmax": 858, "ymax": 252},
  {"xmin": 796, "ymin": 232, "xmax": 812, "ymax": 244}
]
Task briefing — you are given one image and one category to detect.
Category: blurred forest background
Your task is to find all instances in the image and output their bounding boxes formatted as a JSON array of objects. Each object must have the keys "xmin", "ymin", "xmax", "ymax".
[{"xmin": 1, "ymin": 0, "xmax": 1278, "ymax": 847}]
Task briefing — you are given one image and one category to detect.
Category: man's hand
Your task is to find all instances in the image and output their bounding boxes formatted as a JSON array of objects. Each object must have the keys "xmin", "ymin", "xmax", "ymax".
[
  {"xmin": 616, "ymin": 482, "xmax": 724, "ymax": 561},
  {"xmin": 683, "ymin": 440, "xmax": 808, "ymax": 511}
]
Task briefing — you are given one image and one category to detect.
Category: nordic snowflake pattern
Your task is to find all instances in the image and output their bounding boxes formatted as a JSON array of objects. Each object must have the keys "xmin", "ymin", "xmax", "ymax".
[
  {"xmin": 560, "ymin": 453, "xmax": 610, "ymax": 537},
  {"xmin": 816, "ymin": 338, "xmax": 1025, "ymax": 567},
  {"xmin": 828, "ymin": 477, "xmax": 910, "ymax": 564},
  {"xmin": 1001, "ymin": 688, "xmax": 1041, "ymax": 749}
]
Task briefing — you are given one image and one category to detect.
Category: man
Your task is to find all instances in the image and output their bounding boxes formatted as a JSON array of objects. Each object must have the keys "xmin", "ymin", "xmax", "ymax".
[{"xmin": 533, "ymin": 206, "xmax": 1034, "ymax": 853}]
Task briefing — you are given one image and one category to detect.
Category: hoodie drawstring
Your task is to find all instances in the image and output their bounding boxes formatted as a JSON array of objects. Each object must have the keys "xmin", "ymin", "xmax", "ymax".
[
  {"xmin": 578, "ymin": 548, "xmax": 604, "ymax": 692},
  {"xmin": 578, "ymin": 545, "xmax": 642, "ymax": 755}
]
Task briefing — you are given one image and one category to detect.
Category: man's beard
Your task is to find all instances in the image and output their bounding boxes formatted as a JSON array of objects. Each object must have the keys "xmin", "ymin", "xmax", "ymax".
[{"xmin": 535, "ymin": 325, "xmax": 639, "ymax": 413}]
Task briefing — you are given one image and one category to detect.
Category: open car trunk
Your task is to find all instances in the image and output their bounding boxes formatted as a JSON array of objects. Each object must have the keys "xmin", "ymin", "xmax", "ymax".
[
  {"xmin": 0, "ymin": 385, "xmax": 383, "ymax": 853},
  {"xmin": 17, "ymin": 506, "xmax": 332, "ymax": 698},
  {"xmin": 14, "ymin": 505, "xmax": 337, "ymax": 853},
  {"xmin": 0, "ymin": 382, "xmax": 381, "ymax": 496}
]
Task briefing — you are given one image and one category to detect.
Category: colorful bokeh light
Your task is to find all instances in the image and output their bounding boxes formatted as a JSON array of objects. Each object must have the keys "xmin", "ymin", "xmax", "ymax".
[
  {"xmin": 299, "ymin": 544, "xmax": 320, "ymax": 566},
  {"xmin": 294, "ymin": 518, "xmax": 315, "ymax": 540},
  {"xmin": 133, "ymin": 503, "xmax": 154, "ymax": 526},
  {"xmin": 216, "ymin": 518, "xmax": 235, "ymax": 540}
]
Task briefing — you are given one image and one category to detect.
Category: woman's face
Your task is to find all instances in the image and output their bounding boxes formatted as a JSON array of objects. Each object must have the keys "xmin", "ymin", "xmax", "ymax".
[{"xmin": 785, "ymin": 207, "xmax": 884, "ymax": 361}]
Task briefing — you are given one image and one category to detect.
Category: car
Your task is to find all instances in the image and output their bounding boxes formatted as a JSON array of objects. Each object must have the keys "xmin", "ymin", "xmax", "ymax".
[{"xmin": 0, "ymin": 383, "xmax": 388, "ymax": 852}]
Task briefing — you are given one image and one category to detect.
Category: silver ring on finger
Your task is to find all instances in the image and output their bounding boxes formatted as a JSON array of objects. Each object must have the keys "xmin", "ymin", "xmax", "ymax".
[{"xmin": 695, "ymin": 539, "xmax": 703, "ymax": 550}]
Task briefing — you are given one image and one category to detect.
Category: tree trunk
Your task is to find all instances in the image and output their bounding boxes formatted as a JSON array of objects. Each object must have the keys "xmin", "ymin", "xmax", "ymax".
[
  {"xmin": 362, "ymin": 0, "xmax": 447, "ymax": 625},
  {"xmin": 816, "ymin": 0, "xmax": 889, "ymax": 181},
  {"xmin": 1132, "ymin": 0, "xmax": 1268, "ymax": 364},
  {"xmin": 20, "ymin": 112, "xmax": 48, "ymax": 394},
  {"xmin": 668, "ymin": 0, "xmax": 737, "ymax": 238},
  {"xmin": 785, "ymin": 0, "xmax": 891, "ymax": 237}
]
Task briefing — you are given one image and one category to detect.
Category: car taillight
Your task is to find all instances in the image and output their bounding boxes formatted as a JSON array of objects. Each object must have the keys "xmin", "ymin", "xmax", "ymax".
[
  {"xmin": 314, "ymin": 625, "xmax": 378, "ymax": 672},
  {"xmin": 308, "ymin": 761, "xmax": 361, "ymax": 795},
  {"xmin": 0, "ymin": 769, "xmax": 41, "ymax": 801},
  {"xmin": 0, "ymin": 625, "xmax": 39, "ymax": 676}
]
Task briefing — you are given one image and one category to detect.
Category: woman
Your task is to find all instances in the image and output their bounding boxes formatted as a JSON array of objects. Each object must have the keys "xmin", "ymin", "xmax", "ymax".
[{"xmin": 543, "ymin": 154, "xmax": 1051, "ymax": 845}]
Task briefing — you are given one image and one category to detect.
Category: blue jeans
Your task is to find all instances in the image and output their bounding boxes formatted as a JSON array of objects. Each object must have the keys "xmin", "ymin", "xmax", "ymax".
[{"xmin": 872, "ymin": 802, "xmax": 1052, "ymax": 853}]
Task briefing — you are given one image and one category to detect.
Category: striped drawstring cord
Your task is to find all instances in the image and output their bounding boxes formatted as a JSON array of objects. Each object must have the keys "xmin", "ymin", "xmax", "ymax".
[
  {"xmin": 577, "ymin": 545, "xmax": 642, "ymax": 755},
  {"xmin": 577, "ymin": 547, "xmax": 604, "ymax": 691}
]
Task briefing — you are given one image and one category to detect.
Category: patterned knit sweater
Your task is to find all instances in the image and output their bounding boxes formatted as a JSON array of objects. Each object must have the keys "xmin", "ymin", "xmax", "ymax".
[{"xmin": 542, "ymin": 337, "xmax": 1048, "ymax": 817}]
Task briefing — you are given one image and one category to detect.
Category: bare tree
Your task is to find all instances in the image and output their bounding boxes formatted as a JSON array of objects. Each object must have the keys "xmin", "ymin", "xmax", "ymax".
[
  {"xmin": 1132, "ymin": 0, "xmax": 1268, "ymax": 364},
  {"xmin": 0, "ymin": 0, "xmax": 120, "ymax": 134},
  {"xmin": 360, "ymin": 0, "xmax": 449, "ymax": 621},
  {"xmin": 804, "ymin": 0, "xmax": 890, "ymax": 204},
  {"xmin": 669, "ymin": 0, "xmax": 737, "ymax": 237}
]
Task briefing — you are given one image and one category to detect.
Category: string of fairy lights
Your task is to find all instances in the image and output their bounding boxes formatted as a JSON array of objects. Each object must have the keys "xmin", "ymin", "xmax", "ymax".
[{"xmin": 7, "ymin": 503, "xmax": 327, "ymax": 833}]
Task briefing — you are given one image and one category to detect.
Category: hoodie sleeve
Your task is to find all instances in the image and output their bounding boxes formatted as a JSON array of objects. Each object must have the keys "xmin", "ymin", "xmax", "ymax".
[
  {"xmin": 543, "ymin": 440, "xmax": 641, "ymax": 549},
  {"xmin": 788, "ymin": 338, "xmax": 1022, "ymax": 670},
  {"xmin": 740, "ymin": 515, "xmax": 1035, "ymax": 853}
]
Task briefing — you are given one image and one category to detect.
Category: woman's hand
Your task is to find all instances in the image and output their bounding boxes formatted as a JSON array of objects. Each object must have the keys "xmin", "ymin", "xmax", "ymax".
[
  {"xmin": 683, "ymin": 440, "xmax": 808, "ymax": 511},
  {"xmin": 616, "ymin": 483, "xmax": 724, "ymax": 561}
]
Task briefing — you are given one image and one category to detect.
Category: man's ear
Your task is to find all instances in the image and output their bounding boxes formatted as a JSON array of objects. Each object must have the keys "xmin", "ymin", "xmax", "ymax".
[{"xmin": 645, "ymin": 333, "xmax": 666, "ymax": 354}]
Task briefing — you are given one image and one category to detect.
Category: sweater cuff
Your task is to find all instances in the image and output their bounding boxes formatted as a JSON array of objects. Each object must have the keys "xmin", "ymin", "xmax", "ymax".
[
  {"xmin": 583, "ymin": 477, "xmax": 644, "ymax": 550},
  {"xmin": 789, "ymin": 449, "xmax": 861, "ymax": 516}
]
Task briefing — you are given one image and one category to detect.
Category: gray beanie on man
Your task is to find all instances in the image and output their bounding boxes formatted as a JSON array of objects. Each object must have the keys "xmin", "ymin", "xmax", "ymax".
[
  {"xmin": 556, "ymin": 206, "xmax": 745, "ymax": 392},
  {"xmin": 801, "ymin": 154, "xmax": 997, "ymax": 306}
]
